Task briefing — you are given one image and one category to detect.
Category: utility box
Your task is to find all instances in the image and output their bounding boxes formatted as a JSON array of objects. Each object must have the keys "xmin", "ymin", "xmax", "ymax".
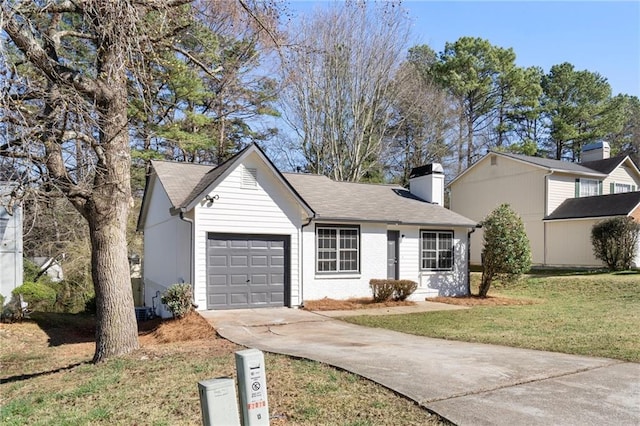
[
  {"xmin": 198, "ymin": 377, "xmax": 240, "ymax": 426},
  {"xmin": 235, "ymin": 349, "xmax": 270, "ymax": 426}
]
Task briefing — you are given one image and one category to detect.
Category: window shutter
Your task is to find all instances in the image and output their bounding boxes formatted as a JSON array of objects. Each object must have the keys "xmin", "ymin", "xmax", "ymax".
[
  {"xmin": 610, "ymin": 182, "xmax": 615, "ymax": 194},
  {"xmin": 575, "ymin": 179, "xmax": 580, "ymax": 198},
  {"xmin": 598, "ymin": 181, "xmax": 603, "ymax": 195}
]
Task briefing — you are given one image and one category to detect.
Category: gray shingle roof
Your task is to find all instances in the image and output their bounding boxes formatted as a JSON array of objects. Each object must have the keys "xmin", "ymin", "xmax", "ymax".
[
  {"xmin": 496, "ymin": 152, "xmax": 605, "ymax": 175},
  {"xmin": 544, "ymin": 192, "xmax": 640, "ymax": 220},
  {"xmin": 150, "ymin": 160, "xmax": 212, "ymax": 208},
  {"xmin": 283, "ymin": 173, "xmax": 477, "ymax": 227},
  {"xmin": 580, "ymin": 155, "xmax": 631, "ymax": 174},
  {"xmin": 146, "ymin": 161, "xmax": 476, "ymax": 227}
]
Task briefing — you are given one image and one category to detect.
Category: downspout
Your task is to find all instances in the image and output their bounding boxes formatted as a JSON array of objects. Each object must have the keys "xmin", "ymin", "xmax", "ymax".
[
  {"xmin": 467, "ymin": 225, "xmax": 480, "ymax": 295},
  {"xmin": 299, "ymin": 215, "xmax": 314, "ymax": 308},
  {"xmin": 179, "ymin": 210, "xmax": 195, "ymax": 301},
  {"xmin": 543, "ymin": 170, "xmax": 554, "ymax": 267}
]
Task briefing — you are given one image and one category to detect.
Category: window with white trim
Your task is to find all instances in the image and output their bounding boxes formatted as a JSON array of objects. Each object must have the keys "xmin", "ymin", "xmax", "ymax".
[
  {"xmin": 316, "ymin": 226, "xmax": 359, "ymax": 273},
  {"xmin": 421, "ymin": 231, "xmax": 453, "ymax": 270},
  {"xmin": 579, "ymin": 179, "xmax": 599, "ymax": 197},
  {"xmin": 614, "ymin": 183, "xmax": 632, "ymax": 193}
]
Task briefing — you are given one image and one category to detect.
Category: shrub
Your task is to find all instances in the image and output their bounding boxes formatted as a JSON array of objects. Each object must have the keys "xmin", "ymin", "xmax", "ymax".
[
  {"xmin": 11, "ymin": 281, "xmax": 57, "ymax": 311},
  {"xmin": 392, "ymin": 280, "xmax": 418, "ymax": 301},
  {"xmin": 369, "ymin": 279, "xmax": 395, "ymax": 302},
  {"xmin": 480, "ymin": 204, "xmax": 531, "ymax": 298},
  {"xmin": 0, "ymin": 293, "xmax": 4, "ymax": 306},
  {"xmin": 161, "ymin": 283, "xmax": 194, "ymax": 318},
  {"xmin": 370, "ymin": 279, "xmax": 418, "ymax": 302},
  {"xmin": 591, "ymin": 217, "xmax": 640, "ymax": 271}
]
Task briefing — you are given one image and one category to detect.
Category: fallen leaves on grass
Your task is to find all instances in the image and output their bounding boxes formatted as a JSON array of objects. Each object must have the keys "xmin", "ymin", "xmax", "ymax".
[
  {"xmin": 427, "ymin": 295, "xmax": 538, "ymax": 306},
  {"xmin": 303, "ymin": 297, "xmax": 415, "ymax": 311}
]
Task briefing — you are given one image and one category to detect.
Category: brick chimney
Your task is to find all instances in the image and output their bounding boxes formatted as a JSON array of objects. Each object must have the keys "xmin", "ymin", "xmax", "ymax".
[
  {"xmin": 581, "ymin": 141, "xmax": 610, "ymax": 162},
  {"xmin": 409, "ymin": 163, "xmax": 444, "ymax": 206}
]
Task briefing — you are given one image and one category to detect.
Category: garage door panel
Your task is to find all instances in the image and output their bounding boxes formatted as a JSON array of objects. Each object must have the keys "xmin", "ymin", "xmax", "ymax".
[
  {"xmin": 230, "ymin": 255, "xmax": 248, "ymax": 266},
  {"xmin": 251, "ymin": 240, "xmax": 268, "ymax": 249},
  {"xmin": 250, "ymin": 274, "xmax": 267, "ymax": 285},
  {"xmin": 209, "ymin": 294, "xmax": 228, "ymax": 305},
  {"xmin": 230, "ymin": 274, "xmax": 249, "ymax": 285},
  {"xmin": 210, "ymin": 255, "xmax": 227, "ymax": 267},
  {"xmin": 270, "ymin": 255, "xmax": 284, "ymax": 266},
  {"xmin": 269, "ymin": 292, "xmax": 284, "ymax": 303},
  {"xmin": 209, "ymin": 275, "xmax": 228, "ymax": 286},
  {"xmin": 207, "ymin": 234, "xmax": 288, "ymax": 310},
  {"xmin": 251, "ymin": 255, "xmax": 268, "ymax": 266},
  {"xmin": 230, "ymin": 240, "xmax": 249, "ymax": 248},
  {"xmin": 270, "ymin": 274, "xmax": 284, "ymax": 285},
  {"xmin": 230, "ymin": 293, "xmax": 249, "ymax": 305}
]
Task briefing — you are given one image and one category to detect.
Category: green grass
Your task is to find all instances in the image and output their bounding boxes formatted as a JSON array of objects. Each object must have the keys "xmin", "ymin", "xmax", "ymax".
[
  {"xmin": 1, "ymin": 319, "xmax": 444, "ymax": 425},
  {"xmin": 344, "ymin": 272, "xmax": 640, "ymax": 362}
]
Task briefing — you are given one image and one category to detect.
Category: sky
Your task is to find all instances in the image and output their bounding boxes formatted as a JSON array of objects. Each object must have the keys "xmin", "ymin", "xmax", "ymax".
[{"xmin": 288, "ymin": 1, "xmax": 640, "ymax": 97}]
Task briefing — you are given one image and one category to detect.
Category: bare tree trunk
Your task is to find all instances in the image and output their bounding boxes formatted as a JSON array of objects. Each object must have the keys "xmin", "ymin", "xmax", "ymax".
[
  {"xmin": 88, "ymin": 34, "xmax": 139, "ymax": 363},
  {"xmin": 89, "ymin": 206, "xmax": 138, "ymax": 362}
]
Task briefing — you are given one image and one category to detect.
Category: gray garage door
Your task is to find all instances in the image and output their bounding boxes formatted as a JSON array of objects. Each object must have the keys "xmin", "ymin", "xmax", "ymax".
[{"xmin": 207, "ymin": 234, "xmax": 288, "ymax": 310}]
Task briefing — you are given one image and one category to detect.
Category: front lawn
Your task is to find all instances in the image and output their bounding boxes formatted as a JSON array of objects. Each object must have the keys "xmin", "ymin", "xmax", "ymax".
[
  {"xmin": 0, "ymin": 312, "xmax": 443, "ymax": 425},
  {"xmin": 343, "ymin": 272, "xmax": 640, "ymax": 362}
]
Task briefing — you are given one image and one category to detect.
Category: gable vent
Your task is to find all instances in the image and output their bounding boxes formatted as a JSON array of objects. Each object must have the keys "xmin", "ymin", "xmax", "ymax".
[{"xmin": 242, "ymin": 167, "xmax": 258, "ymax": 188}]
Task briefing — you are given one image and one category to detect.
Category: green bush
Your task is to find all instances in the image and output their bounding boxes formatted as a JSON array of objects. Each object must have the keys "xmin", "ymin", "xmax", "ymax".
[
  {"xmin": 591, "ymin": 217, "xmax": 640, "ymax": 271},
  {"xmin": 480, "ymin": 204, "xmax": 531, "ymax": 297},
  {"xmin": 0, "ymin": 293, "xmax": 4, "ymax": 306},
  {"xmin": 11, "ymin": 281, "xmax": 57, "ymax": 311},
  {"xmin": 392, "ymin": 280, "xmax": 418, "ymax": 301},
  {"xmin": 369, "ymin": 279, "xmax": 395, "ymax": 302},
  {"xmin": 161, "ymin": 283, "xmax": 194, "ymax": 319}
]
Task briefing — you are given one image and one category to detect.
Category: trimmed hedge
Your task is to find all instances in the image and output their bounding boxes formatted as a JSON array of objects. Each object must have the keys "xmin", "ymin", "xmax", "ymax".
[
  {"xmin": 11, "ymin": 281, "xmax": 57, "ymax": 311},
  {"xmin": 369, "ymin": 279, "xmax": 418, "ymax": 302}
]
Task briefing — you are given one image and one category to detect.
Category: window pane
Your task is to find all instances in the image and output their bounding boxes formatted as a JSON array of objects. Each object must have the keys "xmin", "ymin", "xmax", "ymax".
[
  {"xmin": 317, "ymin": 227, "xmax": 359, "ymax": 273},
  {"xmin": 421, "ymin": 231, "xmax": 453, "ymax": 271},
  {"xmin": 580, "ymin": 179, "xmax": 598, "ymax": 197},
  {"xmin": 615, "ymin": 183, "xmax": 631, "ymax": 193}
]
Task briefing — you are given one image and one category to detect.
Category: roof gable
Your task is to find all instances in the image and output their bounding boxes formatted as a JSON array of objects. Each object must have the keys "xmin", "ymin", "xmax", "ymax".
[
  {"xmin": 137, "ymin": 144, "xmax": 314, "ymax": 230},
  {"xmin": 544, "ymin": 192, "xmax": 640, "ymax": 221},
  {"xmin": 581, "ymin": 155, "xmax": 640, "ymax": 178}
]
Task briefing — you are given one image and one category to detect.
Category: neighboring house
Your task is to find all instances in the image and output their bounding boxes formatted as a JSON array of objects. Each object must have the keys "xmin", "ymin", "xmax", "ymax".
[
  {"xmin": 1, "ymin": 184, "xmax": 23, "ymax": 304},
  {"xmin": 30, "ymin": 257, "xmax": 64, "ymax": 283},
  {"xmin": 449, "ymin": 141, "xmax": 640, "ymax": 268},
  {"xmin": 137, "ymin": 144, "xmax": 476, "ymax": 313}
]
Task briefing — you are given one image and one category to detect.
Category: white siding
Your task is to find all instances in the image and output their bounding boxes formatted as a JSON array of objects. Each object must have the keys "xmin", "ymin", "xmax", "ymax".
[
  {"xmin": 301, "ymin": 223, "xmax": 469, "ymax": 301},
  {"xmin": 0, "ymin": 203, "xmax": 23, "ymax": 303},
  {"xmin": 141, "ymin": 178, "xmax": 191, "ymax": 316},
  {"xmin": 191, "ymin": 152, "xmax": 305, "ymax": 309},
  {"xmin": 603, "ymin": 164, "xmax": 640, "ymax": 194}
]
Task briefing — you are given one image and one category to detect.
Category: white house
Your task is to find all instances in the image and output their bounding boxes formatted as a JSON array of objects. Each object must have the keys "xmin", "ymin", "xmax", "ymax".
[
  {"xmin": 1, "ymin": 184, "xmax": 23, "ymax": 304},
  {"xmin": 137, "ymin": 144, "xmax": 477, "ymax": 313}
]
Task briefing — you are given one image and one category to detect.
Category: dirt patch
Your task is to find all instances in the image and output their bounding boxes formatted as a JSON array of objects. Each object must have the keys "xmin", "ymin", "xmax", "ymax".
[
  {"xmin": 427, "ymin": 295, "xmax": 538, "ymax": 306},
  {"xmin": 304, "ymin": 297, "xmax": 415, "ymax": 311}
]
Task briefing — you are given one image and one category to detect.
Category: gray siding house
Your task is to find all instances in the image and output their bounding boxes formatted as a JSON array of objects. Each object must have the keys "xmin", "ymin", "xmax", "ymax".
[{"xmin": 1, "ymin": 184, "xmax": 23, "ymax": 304}]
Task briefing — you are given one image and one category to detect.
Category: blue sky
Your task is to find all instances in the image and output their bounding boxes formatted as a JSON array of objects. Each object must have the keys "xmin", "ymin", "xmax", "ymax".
[{"xmin": 288, "ymin": 1, "xmax": 640, "ymax": 97}]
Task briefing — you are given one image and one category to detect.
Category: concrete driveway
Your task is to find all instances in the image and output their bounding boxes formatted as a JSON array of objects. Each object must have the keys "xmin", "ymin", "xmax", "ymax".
[{"xmin": 200, "ymin": 306, "xmax": 640, "ymax": 425}]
